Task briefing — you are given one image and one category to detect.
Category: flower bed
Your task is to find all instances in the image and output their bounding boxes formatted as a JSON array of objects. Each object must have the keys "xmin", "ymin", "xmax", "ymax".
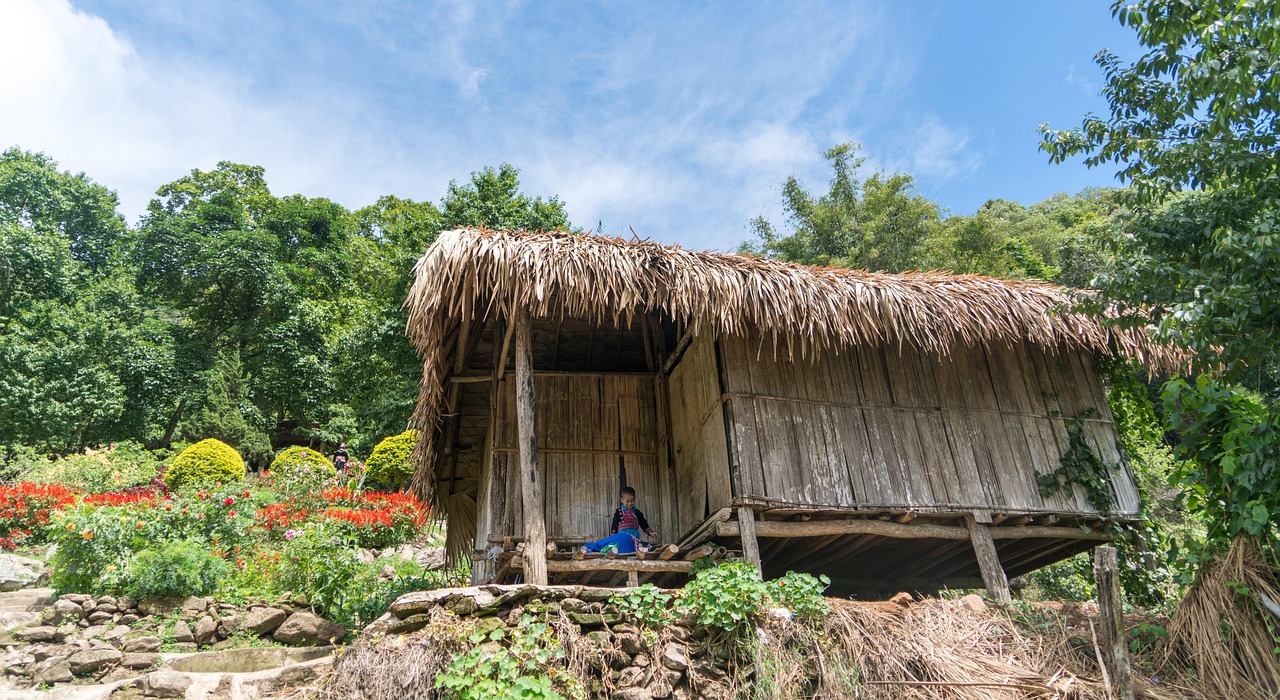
[{"xmin": 0, "ymin": 461, "xmax": 451, "ymax": 628}]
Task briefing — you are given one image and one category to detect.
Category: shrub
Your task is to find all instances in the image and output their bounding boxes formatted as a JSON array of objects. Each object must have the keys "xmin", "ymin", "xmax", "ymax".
[
  {"xmin": 17, "ymin": 442, "xmax": 164, "ymax": 494},
  {"xmin": 48, "ymin": 506, "xmax": 141, "ymax": 594},
  {"xmin": 164, "ymin": 439, "xmax": 245, "ymax": 492},
  {"xmin": 768, "ymin": 571, "xmax": 830, "ymax": 618},
  {"xmin": 681, "ymin": 559, "xmax": 770, "ymax": 631},
  {"xmin": 122, "ymin": 540, "xmax": 227, "ymax": 598},
  {"xmin": 266, "ymin": 447, "xmax": 336, "ymax": 497},
  {"xmin": 364, "ymin": 429, "xmax": 418, "ymax": 488},
  {"xmin": 276, "ymin": 522, "xmax": 361, "ymax": 626}
]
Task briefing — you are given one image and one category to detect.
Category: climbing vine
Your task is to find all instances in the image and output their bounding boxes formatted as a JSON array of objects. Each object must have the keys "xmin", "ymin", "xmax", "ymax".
[{"xmin": 1037, "ymin": 411, "xmax": 1115, "ymax": 514}]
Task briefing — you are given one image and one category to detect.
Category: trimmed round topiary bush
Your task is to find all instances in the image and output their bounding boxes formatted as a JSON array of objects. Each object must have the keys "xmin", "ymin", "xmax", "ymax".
[
  {"xmin": 163, "ymin": 438, "xmax": 245, "ymax": 492},
  {"xmin": 267, "ymin": 446, "xmax": 337, "ymax": 496},
  {"xmin": 365, "ymin": 429, "xmax": 418, "ymax": 488}
]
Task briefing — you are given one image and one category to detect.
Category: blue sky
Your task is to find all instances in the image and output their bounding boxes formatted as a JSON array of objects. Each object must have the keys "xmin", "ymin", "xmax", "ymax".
[{"xmin": 0, "ymin": 1, "xmax": 1139, "ymax": 251}]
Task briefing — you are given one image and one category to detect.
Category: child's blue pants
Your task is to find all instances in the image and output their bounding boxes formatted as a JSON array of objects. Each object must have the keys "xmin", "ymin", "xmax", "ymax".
[{"xmin": 584, "ymin": 528, "xmax": 641, "ymax": 554}]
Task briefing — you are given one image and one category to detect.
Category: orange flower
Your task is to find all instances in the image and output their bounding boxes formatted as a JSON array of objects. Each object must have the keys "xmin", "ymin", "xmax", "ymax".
[
  {"xmin": 135, "ymin": 522, "xmax": 144, "ymax": 530},
  {"xmin": 81, "ymin": 529, "xmax": 93, "ymax": 540}
]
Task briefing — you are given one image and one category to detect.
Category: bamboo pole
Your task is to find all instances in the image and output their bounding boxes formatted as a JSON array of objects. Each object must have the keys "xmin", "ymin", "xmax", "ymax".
[
  {"xmin": 514, "ymin": 312, "xmax": 547, "ymax": 585},
  {"xmin": 713, "ymin": 518, "xmax": 1109, "ymax": 541}
]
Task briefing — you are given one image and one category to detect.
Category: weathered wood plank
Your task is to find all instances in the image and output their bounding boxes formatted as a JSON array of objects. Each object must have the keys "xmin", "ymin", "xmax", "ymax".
[
  {"xmin": 966, "ymin": 515, "xmax": 1011, "ymax": 604},
  {"xmin": 514, "ymin": 313, "xmax": 548, "ymax": 585}
]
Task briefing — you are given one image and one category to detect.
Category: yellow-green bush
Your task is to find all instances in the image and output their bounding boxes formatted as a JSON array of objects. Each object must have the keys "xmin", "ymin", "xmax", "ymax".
[
  {"xmin": 365, "ymin": 429, "xmax": 418, "ymax": 488},
  {"xmin": 267, "ymin": 446, "xmax": 337, "ymax": 496},
  {"xmin": 163, "ymin": 439, "xmax": 245, "ymax": 491}
]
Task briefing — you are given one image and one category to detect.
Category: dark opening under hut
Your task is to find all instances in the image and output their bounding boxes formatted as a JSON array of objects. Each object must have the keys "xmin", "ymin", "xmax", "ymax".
[{"xmin": 405, "ymin": 229, "xmax": 1177, "ymax": 599}]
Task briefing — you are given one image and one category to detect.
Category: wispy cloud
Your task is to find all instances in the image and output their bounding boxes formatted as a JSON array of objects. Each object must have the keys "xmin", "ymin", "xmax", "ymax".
[
  {"xmin": 0, "ymin": 0, "xmax": 945, "ymax": 250},
  {"xmin": 904, "ymin": 114, "xmax": 981, "ymax": 179}
]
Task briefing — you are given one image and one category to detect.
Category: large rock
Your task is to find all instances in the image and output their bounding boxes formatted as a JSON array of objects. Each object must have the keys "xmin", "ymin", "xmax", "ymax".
[
  {"xmin": 29, "ymin": 658, "xmax": 74, "ymax": 685},
  {"xmin": 217, "ymin": 614, "xmax": 240, "ymax": 637},
  {"xmin": 245, "ymin": 606, "xmax": 288, "ymax": 635},
  {"xmin": 138, "ymin": 596, "xmax": 183, "ymax": 617},
  {"xmin": 142, "ymin": 670, "xmax": 192, "ymax": 698},
  {"xmin": 0, "ymin": 553, "xmax": 45, "ymax": 591},
  {"xmin": 173, "ymin": 619, "xmax": 195, "ymax": 643},
  {"xmin": 415, "ymin": 546, "xmax": 446, "ymax": 570},
  {"xmin": 272, "ymin": 612, "xmax": 346, "ymax": 646},
  {"xmin": 194, "ymin": 615, "xmax": 217, "ymax": 644},
  {"xmin": 121, "ymin": 651, "xmax": 159, "ymax": 669},
  {"xmin": 48, "ymin": 598, "xmax": 84, "ymax": 623},
  {"xmin": 66, "ymin": 648, "xmax": 121, "ymax": 674},
  {"xmin": 123, "ymin": 635, "xmax": 162, "ymax": 653},
  {"xmin": 15, "ymin": 625, "xmax": 59, "ymax": 641}
]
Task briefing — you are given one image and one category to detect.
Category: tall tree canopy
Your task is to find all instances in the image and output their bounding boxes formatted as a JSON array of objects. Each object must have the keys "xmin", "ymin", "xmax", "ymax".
[
  {"xmin": 1042, "ymin": 0, "xmax": 1280, "ymax": 546},
  {"xmin": 1, "ymin": 154, "xmax": 570, "ymax": 462}
]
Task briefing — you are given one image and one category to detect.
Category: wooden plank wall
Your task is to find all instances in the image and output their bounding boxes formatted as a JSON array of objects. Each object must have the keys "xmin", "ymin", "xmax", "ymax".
[
  {"xmin": 666, "ymin": 336, "xmax": 734, "ymax": 535},
  {"xmin": 719, "ymin": 335, "xmax": 1138, "ymax": 517},
  {"xmin": 484, "ymin": 373, "xmax": 671, "ymax": 543}
]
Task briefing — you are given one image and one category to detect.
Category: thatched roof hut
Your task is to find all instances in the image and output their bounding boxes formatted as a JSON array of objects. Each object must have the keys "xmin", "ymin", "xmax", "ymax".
[{"xmin": 406, "ymin": 228, "xmax": 1172, "ymax": 597}]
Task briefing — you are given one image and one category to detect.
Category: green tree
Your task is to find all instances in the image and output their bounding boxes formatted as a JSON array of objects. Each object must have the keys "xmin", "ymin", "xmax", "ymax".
[
  {"xmin": 1041, "ymin": 0, "xmax": 1280, "ymax": 549},
  {"xmin": 745, "ymin": 143, "xmax": 942, "ymax": 272},
  {"xmin": 440, "ymin": 163, "xmax": 572, "ymax": 232}
]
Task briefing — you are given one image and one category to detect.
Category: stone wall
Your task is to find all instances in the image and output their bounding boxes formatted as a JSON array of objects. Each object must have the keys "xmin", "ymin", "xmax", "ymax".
[{"xmin": 339, "ymin": 585, "xmax": 738, "ymax": 700}]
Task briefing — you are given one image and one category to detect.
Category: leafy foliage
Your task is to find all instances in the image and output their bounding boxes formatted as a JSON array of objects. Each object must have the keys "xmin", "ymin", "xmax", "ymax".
[
  {"xmin": 611, "ymin": 583, "xmax": 676, "ymax": 629},
  {"xmin": 1042, "ymin": 0, "xmax": 1280, "ymax": 562},
  {"xmin": 163, "ymin": 439, "xmax": 245, "ymax": 491},
  {"xmin": 122, "ymin": 540, "xmax": 227, "ymax": 598},
  {"xmin": 267, "ymin": 446, "xmax": 337, "ymax": 497},
  {"xmin": 364, "ymin": 429, "xmax": 419, "ymax": 488},
  {"xmin": 16, "ymin": 442, "xmax": 164, "ymax": 494},
  {"xmin": 1164, "ymin": 377, "xmax": 1280, "ymax": 550},
  {"xmin": 768, "ymin": 571, "xmax": 831, "ymax": 619},
  {"xmin": 436, "ymin": 615, "xmax": 578, "ymax": 700},
  {"xmin": 1035, "ymin": 414, "xmax": 1115, "ymax": 513}
]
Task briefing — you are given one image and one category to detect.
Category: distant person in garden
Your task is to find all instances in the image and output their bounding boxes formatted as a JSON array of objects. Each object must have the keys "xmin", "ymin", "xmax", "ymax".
[
  {"xmin": 579, "ymin": 486, "xmax": 659, "ymax": 555},
  {"xmin": 333, "ymin": 443, "xmax": 349, "ymax": 473}
]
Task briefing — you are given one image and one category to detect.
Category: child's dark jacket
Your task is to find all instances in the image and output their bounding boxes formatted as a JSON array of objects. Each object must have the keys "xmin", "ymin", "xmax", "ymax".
[{"xmin": 610, "ymin": 506, "xmax": 656, "ymax": 537}]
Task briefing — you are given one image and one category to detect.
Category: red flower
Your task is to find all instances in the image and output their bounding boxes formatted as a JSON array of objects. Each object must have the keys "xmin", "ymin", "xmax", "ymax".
[
  {"xmin": 223, "ymin": 496, "xmax": 235, "ymax": 506},
  {"xmin": 227, "ymin": 511, "xmax": 236, "ymax": 518}
]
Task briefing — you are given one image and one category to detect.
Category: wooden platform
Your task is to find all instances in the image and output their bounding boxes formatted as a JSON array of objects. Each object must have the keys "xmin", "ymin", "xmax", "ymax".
[
  {"xmin": 705, "ymin": 507, "xmax": 1116, "ymax": 598},
  {"xmin": 491, "ymin": 542, "xmax": 738, "ymax": 587}
]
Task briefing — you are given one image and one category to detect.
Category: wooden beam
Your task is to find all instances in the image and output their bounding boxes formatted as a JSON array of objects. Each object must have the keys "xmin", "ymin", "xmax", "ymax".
[
  {"xmin": 627, "ymin": 570, "xmax": 640, "ymax": 587},
  {"xmin": 660, "ymin": 327, "xmax": 695, "ymax": 376},
  {"xmin": 737, "ymin": 506, "xmax": 761, "ymax": 572},
  {"xmin": 514, "ymin": 312, "xmax": 547, "ymax": 586},
  {"xmin": 1094, "ymin": 546, "xmax": 1136, "ymax": 700},
  {"xmin": 966, "ymin": 515, "xmax": 1010, "ymax": 604},
  {"xmin": 714, "ymin": 518, "xmax": 1110, "ymax": 542},
  {"xmin": 494, "ymin": 317, "xmax": 516, "ymax": 382},
  {"xmin": 513, "ymin": 557, "xmax": 694, "ymax": 573}
]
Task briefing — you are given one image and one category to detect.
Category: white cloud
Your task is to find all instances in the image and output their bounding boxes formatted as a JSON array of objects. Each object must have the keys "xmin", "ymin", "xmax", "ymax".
[
  {"xmin": 0, "ymin": 0, "xmax": 444, "ymax": 222},
  {"xmin": 903, "ymin": 114, "xmax": 980, "ymax": 179}
]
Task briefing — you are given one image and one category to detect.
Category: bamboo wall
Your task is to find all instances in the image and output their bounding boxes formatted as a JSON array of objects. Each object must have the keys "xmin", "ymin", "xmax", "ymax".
[
  {"xmin": 667, "ymin": 335, "xmax": 733, "ymax": 536},
  {"xmin": 717, "ymin": 335, "xmax": 1140, "ymax": 517},
  {"xmin": 483, "ymin": 373, "xmax": 674, "ymax": 544}
]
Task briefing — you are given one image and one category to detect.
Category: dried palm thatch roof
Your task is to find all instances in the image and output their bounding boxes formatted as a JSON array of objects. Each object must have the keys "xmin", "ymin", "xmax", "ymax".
[{"xmin": 405, "ymin": 228, "xmax": 1179, "ymax": 501}]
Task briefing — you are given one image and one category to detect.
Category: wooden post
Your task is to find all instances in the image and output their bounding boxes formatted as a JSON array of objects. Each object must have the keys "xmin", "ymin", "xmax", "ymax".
[
  {"xmin": 965, "ymin": 515, "xmax": 1010, "ymax": 604},
  {"xmin": 737, "ymin": 506, "xmax": 762, "ymax": 573},
  {"xmin": 1094, "ymin": 546, "xmax": 1135, "ymax": 700},
  {"xmin": 514, "ymin": 312, "xmax": 548, "ymax": 585}
]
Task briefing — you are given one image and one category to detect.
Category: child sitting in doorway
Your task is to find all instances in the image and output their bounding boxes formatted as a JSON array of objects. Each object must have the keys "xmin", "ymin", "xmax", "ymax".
[{"xmin": 580, "ymin": 486, "xmax": 659, "ymax": 555}]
